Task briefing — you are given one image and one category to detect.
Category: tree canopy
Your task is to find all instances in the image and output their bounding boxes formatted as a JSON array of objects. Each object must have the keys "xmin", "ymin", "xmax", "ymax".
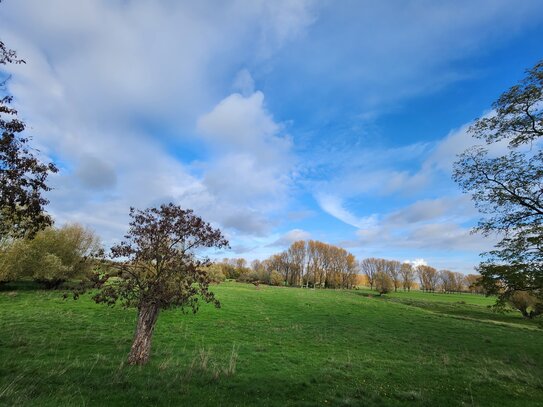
[
  {"xmin": 84, "ymin": 203, "xmax": 229, "ymax": 365},
  {"xmin": 0, "ymin": 18, "xmax": 58, "ymax": 240},
  {"xmin": 453, "ymin": 60, "xmax": 543, "ymax": 314}
]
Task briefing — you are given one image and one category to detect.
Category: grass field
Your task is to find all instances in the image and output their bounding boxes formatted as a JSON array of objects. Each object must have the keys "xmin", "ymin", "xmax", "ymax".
[{"xmin": 1, "ymin": 282, "xmax": 542, "ymax": 406}]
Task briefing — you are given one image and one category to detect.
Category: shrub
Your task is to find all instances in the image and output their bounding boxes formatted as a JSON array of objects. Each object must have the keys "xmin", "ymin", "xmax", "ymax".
[
  {"xmin": 236, "ymin": 271, "xmax": 259, "ymax": 284},
  {"xmin": 269, "ymin": 270, "xmax": 283, "ymax": 286},
  {"xmin": 375, "ymin": 271, "xmax": 394, "ymax": 294},
  {"xmin": 203, "ymin": 264, "xmax": 226, "ymax": 284},
  {"xmin": 508, "ymin": 291, "xmax": 543, "ymax": 319},
  {"xmin": 1, "ymin": 224, "xmax": 100, "ymax": 288}
]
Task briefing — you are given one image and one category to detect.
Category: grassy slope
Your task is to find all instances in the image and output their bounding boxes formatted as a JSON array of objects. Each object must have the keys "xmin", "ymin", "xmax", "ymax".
[{"xmin": 0, "ymin": 282, "xmax": 542, "ymax": 406}]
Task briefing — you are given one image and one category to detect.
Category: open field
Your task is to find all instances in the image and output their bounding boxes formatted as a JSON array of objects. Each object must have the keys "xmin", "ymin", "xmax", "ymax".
[{"xmin": 1, "ymin": 282, "xmax": 542, "ymax": 406}]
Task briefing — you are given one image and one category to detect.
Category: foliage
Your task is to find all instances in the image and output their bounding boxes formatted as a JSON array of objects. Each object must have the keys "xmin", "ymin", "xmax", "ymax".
[
  {"xmin": 0, "ymin": 15, "xmax": 58, "ymax": 240},
  {"xmin": 0, "ymin": 224, "xmax": 100, "ymax": 288},
  {"xmin": 269, "ymin": 270, "xmax": 283, "ymax": 286},
  {"xmin": 202, "ymin": 263, "xmax": 226, "ymax": 284},
  {"xmin": 89, "ymin": 204, "xmax": 228, "ymax": 310},
  {"xmin": 215, "ymin": 258, "xmax": 250, "ymax": 279},
  {"xmin": 399, "ymin": 262, "xmax": 416, "ymax": 291},
  {"xmin": 438, "ymin": 270, "xmax": 467, "ymax": 293},
  {"xmin": 236, "ymin": 270, "xmax": 259, "ymax": 284},
  {"xmin": 465, "ymin": 273, "xmax": 485, "ymax": 294},
  {"xmin": 258, "ymin": 240, "xmax": 358, "ymax": 289},
  {"xmin": 417, "ymin": 265, "xmax": 439, "ymax": 292},
  {"xmin": 453, "ymin": 60, "xmax": 543, "ymax": 306},
  {"xmin": 360, "ymin": 257, "xmax": 380, "ymax": 290},
  {"xmin": 374, "ymin": 271, "xmax": 393, "ymax": 294},
  {"xmin": 507, "ymin": 290, "xmax": 543, "ymax": 319}
]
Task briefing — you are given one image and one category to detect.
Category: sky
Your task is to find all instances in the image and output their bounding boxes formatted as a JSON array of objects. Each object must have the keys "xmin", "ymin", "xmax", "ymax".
[{"xmin": 1, "ymin": 0, "xmax": 543, "ymax": 273}]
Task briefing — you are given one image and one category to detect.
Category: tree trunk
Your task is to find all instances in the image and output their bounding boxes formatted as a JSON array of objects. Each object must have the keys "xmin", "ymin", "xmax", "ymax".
[{"xmin": 127, "ymin": 302, "xmax": 160, "ymax": 365}]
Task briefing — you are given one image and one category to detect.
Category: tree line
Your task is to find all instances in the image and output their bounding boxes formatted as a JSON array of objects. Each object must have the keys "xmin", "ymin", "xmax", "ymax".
[
  {"xmin": 209, "ymin": 240, "xmax": 358, "ymax": 289},
  {"xmin": 203, "ymin": 243, "xmax": 485, "ymax": 296},
  {"xmin": 359, "ymin": 258, "xmax": 483, "ymax": 294}
]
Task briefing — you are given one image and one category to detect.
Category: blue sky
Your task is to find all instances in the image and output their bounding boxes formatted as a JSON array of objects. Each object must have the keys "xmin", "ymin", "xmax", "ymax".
[{"xmin": 1, "ymin": 0, "xmax": 543, "ymax": 272}]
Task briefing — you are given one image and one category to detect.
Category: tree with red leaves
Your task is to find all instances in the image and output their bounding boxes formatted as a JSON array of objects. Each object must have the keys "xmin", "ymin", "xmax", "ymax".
[{"xmin": 89, "ymin": 203, "xmax": 228, "ymax": 365}]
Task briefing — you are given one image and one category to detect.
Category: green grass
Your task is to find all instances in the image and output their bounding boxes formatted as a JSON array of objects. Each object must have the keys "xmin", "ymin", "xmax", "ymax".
[{"xmin": 1, "ymin": 283, "xmax": 542, "ymax": 406}]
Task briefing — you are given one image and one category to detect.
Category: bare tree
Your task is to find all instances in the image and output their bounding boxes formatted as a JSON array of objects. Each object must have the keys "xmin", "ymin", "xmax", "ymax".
[
  {"xmin": 465, "ymin": 273, "xmax": 484, "ymax": 294},
  {"xmin": 417, "ymin": 265, "xmax": 438, "ymax": 292},
  {"xmin": 385, "ymin": 260, "xmax": 402, "ymax": 292},
  {"xmin": 288, "ymin": 241, "xmax": 306, "ymax": 286},
  {"xmin": 360, "ymin": 258, "xmax": 381, "ymax": 290}
]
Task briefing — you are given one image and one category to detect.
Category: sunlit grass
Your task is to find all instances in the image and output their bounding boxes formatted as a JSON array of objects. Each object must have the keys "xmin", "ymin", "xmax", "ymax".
[{"xmin": 0, "ymin": 282, "xmax": 542, "ymax": 406}]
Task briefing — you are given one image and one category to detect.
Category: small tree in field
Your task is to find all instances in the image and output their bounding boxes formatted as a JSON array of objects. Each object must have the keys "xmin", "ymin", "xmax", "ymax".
[
  {"xmin": 374, "ymin": 271, "xmax": 393, "ymax": 294},
  {"xmin": 85, "ymin": 203, "xmax": 228, "ymax": 365}
]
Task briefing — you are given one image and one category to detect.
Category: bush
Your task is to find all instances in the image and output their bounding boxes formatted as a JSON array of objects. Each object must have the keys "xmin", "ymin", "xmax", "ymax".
[
  {"xmin": 375, "ymin": 271, "xmax": 394, "ymax": 294},
  {"xmin": 0, "ymin": 244, "xmax": 17, "ymax": 284},
  {"xmin": 508, "ymin": 291, "xmax": 543, "ymax": 319},
  {"xmin": 0, "ymin": 224, "xmax": 100, "ymax": 288},
  {"xmin": 236, "ymin": 271, "xmax": 259, "ymax": 284},
  {"xmin": 269, "ymin": 270, "xmax": 284, "ymax": 286},
  {"xmin": 203, "ymin": 264, "xmax": 226, "ymax": 284}
]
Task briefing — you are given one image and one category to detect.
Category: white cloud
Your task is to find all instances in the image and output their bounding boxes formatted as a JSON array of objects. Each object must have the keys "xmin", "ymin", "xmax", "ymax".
[
  {"xmin": 316, "ymin": 194, "xmax": 378, "ymax": 229},
  {"xmin": 197, "ymin": 91, "xmax": 291, "ymax": 163},
  {"xmin": 0, "ymin": 0, "xmax": 314, "ymax": 246},
  {"xmin": 404, "ymin": 258, "xmax": 427, "ymax": 268},
  {"xmin": 350, "ymin": 194, "xmax": 496, "ymax": 254},
  {"xmin": 270, "ymin": 228, "xmax": 312, "ymax": 247},
  {"xmin": 196, "ymin": 90, "xmax": 295, "ymax": 233}
]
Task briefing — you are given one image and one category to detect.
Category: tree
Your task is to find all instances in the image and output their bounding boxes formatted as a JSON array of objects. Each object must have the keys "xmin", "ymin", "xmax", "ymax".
[
  {"xmin": 465, "ymin": 273, "xmax": 485, "ymax": 294},
  {"xmin": 81, "ymin": 204, "xmax": 228, "ymax": 365},
  {"xmin": 263, "ymin": 240, "xmax": 357, "ymax": 289},
  {"xmin": 360, "ymin": 258, "xmax": 380, "ymax": 290},
  {"xmin": 1, "ymin": 17, "xmax": 58, "ymax": 240},
  {"xmin": 385, "ymin": 260, "xmax": 402, "ymax": 292},
  {"xmin": 288, "ymin": 247, "xmax": 301, "ymax": 287},
  {"xmin": 400, "ymin": 262, "xmax": 415, "ymax": 291},
  {"xmin": 202, "ymin": 263, "xmax": 226, "ymax": 284},
  {"xmin": 439, "ymin": 270, "xmax": 458, "ymax": 293},
  {"xmin": 1, "ymin": 223, "xmax": 99, "ymax": 288},
  {"xmin": 417, "ymin": 265, "xmax": 438, "ymax": 292},
  {"xmin": 374, "ymin": 271, "xmax": 393, "ymax": 294},
  {"xmin": 453, "ymin": 60, "xmax": 543, "ymax": 307}
]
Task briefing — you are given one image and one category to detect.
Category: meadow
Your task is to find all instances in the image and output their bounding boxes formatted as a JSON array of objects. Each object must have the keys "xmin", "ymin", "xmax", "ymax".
[{"xmin": 1, "ymin": 282, "xmax": 542, "ymax": 406}]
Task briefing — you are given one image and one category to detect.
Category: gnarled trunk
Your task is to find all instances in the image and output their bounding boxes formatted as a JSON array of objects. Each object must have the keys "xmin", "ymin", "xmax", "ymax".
[{"xmin": 127, "ymin": 302, "xmax": 160, "ymax": 365}]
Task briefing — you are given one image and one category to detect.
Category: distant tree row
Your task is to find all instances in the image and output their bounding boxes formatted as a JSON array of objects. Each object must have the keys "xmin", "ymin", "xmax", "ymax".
[
  {"xmin": 359, "ymin": 257, "xmax": 484, "ymax": 295},
  {"xmin": 209, "ymin": 244, "xmax": 487, "ymax": 295},
  {"xmin": 208, "ymin": 241, "xmax": 358, "ymax": 289},
  {"xmin": 266, "ymin": 240, "xmax": 358, "ymax": 288}
]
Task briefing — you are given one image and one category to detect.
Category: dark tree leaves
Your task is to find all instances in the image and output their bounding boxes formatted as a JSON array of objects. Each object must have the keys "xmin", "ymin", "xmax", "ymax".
[
  {"xmin": 469, "ymin": 61, "xmax": 542, "ymax": 147},
  {"xmin": 79, "ymin": 204, "xmax": 229, "ymax": 364},
  {"xmin": 1, "ymin": 21, "xmax": 57, "ymax": 239},
  {"xmin": 91, "ymin": 203, "xmax": 229, "ymax": 312},
  {"xmin": 453, "ymin": 60, "xmax": 543, "ymax": 306}
]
